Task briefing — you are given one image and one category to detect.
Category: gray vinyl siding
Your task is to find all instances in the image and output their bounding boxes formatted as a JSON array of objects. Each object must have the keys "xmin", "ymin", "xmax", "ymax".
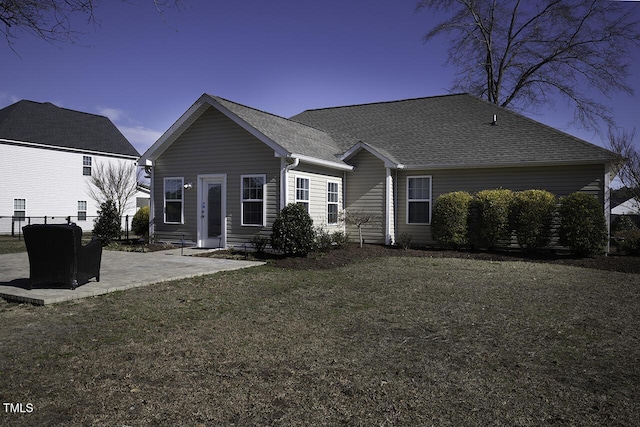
[
  {"xmin": 396, "ymin": 164, "xmax": 606, "ymax": 245},
  {"xmin": 288, "ymin": 162, "xmax": 344, "ymax": 231},
  {"xmin": 344, "ymin": 150, "xmax": 386, "ymax": 244},
  {"xmin": 152, "ymin": 107, "xmax": 280, "ymax": 247}
]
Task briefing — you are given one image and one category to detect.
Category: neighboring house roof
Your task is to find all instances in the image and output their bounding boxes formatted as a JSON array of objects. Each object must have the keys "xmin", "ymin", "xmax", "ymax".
[
  {"xmin": 0, "ymin": 100, "xmax": 139, "ymax": 157},
  {"xmin": 612, "ymin": 198, "xmax": 640, "ymax": 215},
  {"xmin": 141, "ymin": 93, "xmax": 616, "ymax": 170},
  {"xmin": 291, "ymin": 93, "xmax": 617, "ymax": 168}
]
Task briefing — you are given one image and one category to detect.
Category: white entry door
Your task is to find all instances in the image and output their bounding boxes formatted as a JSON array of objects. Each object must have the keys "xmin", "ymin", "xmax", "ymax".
[{"xmin": 198, "ymin": 175, "xmax": 226, "ymax": 248}]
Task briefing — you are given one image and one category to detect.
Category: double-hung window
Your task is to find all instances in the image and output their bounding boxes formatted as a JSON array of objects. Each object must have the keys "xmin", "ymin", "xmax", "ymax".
[
  {"xmin": 296, "ymin": 177, "xmax": 310, "ymax": 211},
  {"xmin": 241, "ymin": 175, "xmax": 266, "ymax": 226},
  {"xmin": 407, "ymin": 176, "xmax": 432, "ymax": 224},
  {"xmin": 164, "ymin": 177, "xmax": 184, "ymax": 224},
  {"xmin": 327, "ymin": 182, "xmax": 339, "ymax": 224},
  {"xmin": 83, "ymin": 156, "xmax": 92, "ymax": 176},
  {"xmin": 78, "ymin": 201, "xmax": 87, "ymax": 221},
  {"xmin": 13, "ymin": 199, "xmax": 26, "ymax": 220}
]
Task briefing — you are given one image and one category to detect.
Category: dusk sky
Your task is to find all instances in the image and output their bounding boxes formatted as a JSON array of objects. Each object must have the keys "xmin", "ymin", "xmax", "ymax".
[{"xmin": 1, "ymin": 0, "xmax": 639, "ymax": 155}]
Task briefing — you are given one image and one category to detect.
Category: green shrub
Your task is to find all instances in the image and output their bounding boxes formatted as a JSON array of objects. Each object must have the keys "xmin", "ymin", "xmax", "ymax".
[
  {"xmin": 431, "ymin": 191, "xmax": 472, "ymax": 249},
  {"xmin": 250, "ymin": 233, "xmax": 268, "ymax": 254},
  {"xmin": 271, "ymin": 203, "xmax": 316, "ymax": 256},
  {"xmin": 471, "ymin": 189, "xmax": 514, "ymax": 249},
  {"xmin": 510, "ymin": 190, "xmax": 557, "ymax": 252},
  {"xmin": 315, "ymin": 227, "xmax": 334, "ymax": 252},
  {"xmin": 611, "ymin": 215, "xmax": 637, "ymax": 235},
  {"xmin": 331, "ymin": 231, "xmax": 349, "ymax": 249},
  {"xmin": 93, "ymin": 200, "xmax": 121, "ymax": 245},
  {"xmin": 131, "ymin": 206, "xmax": 150, "ymax": 238},
  {"xmin": 617, "ymin": 228, "xmax": 640, "ymax": 256},
  {"xmin": 558, "ymin": 192, "xmax": 607, "ymax": 256},
  {"xmin": 397, "ymin": 232, "xmax": 413, "ymax": 250}
]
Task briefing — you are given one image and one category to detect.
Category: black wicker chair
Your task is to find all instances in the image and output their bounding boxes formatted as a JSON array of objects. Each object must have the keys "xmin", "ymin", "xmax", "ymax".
[{"xmin": 22, "ymin": 224, "xmax": 102, "ymax": 290}]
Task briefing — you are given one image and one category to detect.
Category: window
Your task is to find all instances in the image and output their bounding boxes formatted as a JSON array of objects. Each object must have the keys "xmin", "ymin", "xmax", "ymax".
[
  {"xmin": 164, "ymin": 177, "xmax": 183, "ymax": 224},
  {"xmin": 327, "ymin": 182, "xmax": 339, "ymax": 224},
  {"xmin": 296, "ymin": 177, "xmax": 310, "ymax": 211},
  {"xmin": 241, "ymin": 175, "xmax": 266, "ymax": 226},
  {"xmin": 83, "ymin": 156, "xmax": 92, "ymax": 176},
  {"xmin": 13, "ymin": 199, "xmax": 26, "ymax": 220},
  {"xmin": 407, "ymin": 176, "xmax": 432, "ymax": 224},
  {"xmin": 78, "ymin": 201, "xmax": 87, "ymax": 221}
]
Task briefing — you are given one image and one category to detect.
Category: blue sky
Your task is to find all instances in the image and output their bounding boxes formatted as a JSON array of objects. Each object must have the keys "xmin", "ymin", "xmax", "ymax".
[{"xmin": 1, "ymin": 0, "xmax": 638, "ymax": 155}]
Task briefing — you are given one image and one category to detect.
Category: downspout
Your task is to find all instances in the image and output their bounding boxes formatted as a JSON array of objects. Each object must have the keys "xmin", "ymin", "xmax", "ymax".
[
  {"xmin": 144, "ymin": 164, "xmax": 154, "ymax": 241},
  {"xmin": 280, "ymin": 157, "xmax": 299, "ymax": 209},
  {"xmin": 605, "ymin": 163, "xmax": 611, "ymax": 254}
]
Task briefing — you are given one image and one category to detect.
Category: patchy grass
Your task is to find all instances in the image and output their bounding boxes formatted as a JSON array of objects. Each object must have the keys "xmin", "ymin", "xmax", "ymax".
[
  {"xmin": 0, "ymin": 256, "xmax": 638, "ymax": 426},
  {"xmin": 0, "ymin": 235, "xmax": 26, "ymax": 254}
]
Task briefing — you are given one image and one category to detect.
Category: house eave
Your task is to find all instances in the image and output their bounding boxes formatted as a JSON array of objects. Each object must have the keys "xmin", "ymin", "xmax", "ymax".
[
  {"xmin": 398, "ymin": 159, "xmax": 613, "ymax": 170},
  {"xmin": 341, "ymin": 142, "xmax": 400, "ymax": 168},
  {"xmin": 289, "ymin": 153, "xmax": 355, "ymax": 171},
  {"xmin": 1, "ymin": 138, "xmax": 139, "ymax": 160}
]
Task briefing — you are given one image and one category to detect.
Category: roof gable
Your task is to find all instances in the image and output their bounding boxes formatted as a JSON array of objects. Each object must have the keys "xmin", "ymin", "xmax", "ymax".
[
  {"xmin": 0, "ymin": 100, "xmax": 139, "ymax": 157},
  {"xmin": 291, "ymin": 94, "xmax": 617, "ymax": 168},
  {"xmin": 141, "ymin": 94, "xmax": 354, "ymax": 170}
]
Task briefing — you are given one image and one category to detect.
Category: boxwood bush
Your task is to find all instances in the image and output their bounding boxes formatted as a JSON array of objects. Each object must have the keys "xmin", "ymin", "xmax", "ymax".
[
  {"xmin": 271, "ymin": 203, "xmax": 316, "ymax": 256},
  {"xmin": 131, "ymin": 206, "xmax": 150, "ymax": 239},
  {"xmin": 471, "ymin": 189, "xmax": 514, "ymax": 250},
  {"xmin": 510, "ymin": 190, "xmax": 556, "ymax": 252},
  {"xmin": 558, "ymin": 192, "xmax": 608, "ymax": 256},
  {"xmin": 431, "ymin": 191, "xmax": 472, "ymax": 248}
]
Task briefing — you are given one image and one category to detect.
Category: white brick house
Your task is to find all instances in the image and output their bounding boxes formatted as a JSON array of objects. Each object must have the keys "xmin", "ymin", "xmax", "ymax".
[{"xmin": 0, "ymin": 100, "xmax": 145, "ymax": 234}]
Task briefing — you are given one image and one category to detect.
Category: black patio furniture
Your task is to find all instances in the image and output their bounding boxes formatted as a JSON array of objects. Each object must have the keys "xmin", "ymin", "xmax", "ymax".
[{"xmin": 22, "ymin": 224, "xmax": 102, "ymax": 290}]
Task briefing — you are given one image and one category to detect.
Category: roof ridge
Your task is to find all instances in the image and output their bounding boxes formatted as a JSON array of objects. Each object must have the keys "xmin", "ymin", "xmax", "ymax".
[{"xmin": 296, "ymin": 92, "xmax": 469, "ymax": 113}]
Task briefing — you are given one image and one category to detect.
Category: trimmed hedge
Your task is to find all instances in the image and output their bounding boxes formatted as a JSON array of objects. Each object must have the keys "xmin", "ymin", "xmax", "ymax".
[
  {"xmin": 271, "ymin": 203, "xmax": 316, "ymax": 256},
  {"xmin": 471, "ymin": 189, "xmax": 514, "ymax": 250},
  {"xmin": 558, "ymin": 192, "xmax": 608, "ymax": 256},
  {"xmin": 431, "ymin": 191, "xmax": 472, "ymax": 248},
  {"xmin": 510, "ymin": 190, "xmax": 556, "ymax": 252}
]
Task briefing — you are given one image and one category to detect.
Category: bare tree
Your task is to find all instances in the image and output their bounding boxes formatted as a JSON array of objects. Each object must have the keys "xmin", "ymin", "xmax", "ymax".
[
  {"xmin": 416, "ymin": 0, "xmax": 640, "ymax": 130},
  {"xmin": 342, "ymin": 209, "xmax": 380, "ymax": 248},
  {"xmin": 87, "ymin": 160, "xmax": 140, "ymax": 219},
  {"xmin": 1, "ymin": 0, "xmax": 182, "ymax": 49},
  {"xmin": 609, "ymin": 127, "xmax": 640, "ymax": 210}
]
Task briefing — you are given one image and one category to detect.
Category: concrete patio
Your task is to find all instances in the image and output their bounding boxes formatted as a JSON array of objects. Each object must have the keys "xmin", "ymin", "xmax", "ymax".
[{"xmin": 0, "ymin": 248, "xmax": 264, "ymax": 305}]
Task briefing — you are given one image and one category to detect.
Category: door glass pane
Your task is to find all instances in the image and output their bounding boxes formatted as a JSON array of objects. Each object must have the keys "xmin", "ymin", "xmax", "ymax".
[{"xmin": 208, "ymin": 183, "xmax": 222, "ymax": 237}]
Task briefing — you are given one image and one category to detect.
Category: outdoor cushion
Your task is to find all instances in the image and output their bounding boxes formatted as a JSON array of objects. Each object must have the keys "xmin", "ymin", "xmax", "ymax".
[{"xmin": 22, "ymin": 224, "xmax": 102, "ymax": 290}]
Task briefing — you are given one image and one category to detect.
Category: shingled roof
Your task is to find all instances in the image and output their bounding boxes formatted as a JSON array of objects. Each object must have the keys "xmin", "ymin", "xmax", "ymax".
[
  {"xmin": 290, "ymin": 93, "xmax": 616, "ymax": 168},
  {"xmin": 0, "ymin": 100, "xmax": 139, "ymax": 157}
]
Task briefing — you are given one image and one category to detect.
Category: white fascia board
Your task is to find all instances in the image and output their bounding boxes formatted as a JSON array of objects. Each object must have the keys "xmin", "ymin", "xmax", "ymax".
[
  {"xmin": 206, "ymin": 95, "xmax": 289, "ymax": 157},
  {"xmin": 0, "ymin": 138, "xmax": 139, "ymax": 160},
  {"xmin": 291, "ymin": 153, "xmax": 355, "ymax": 171},
  {"xmin": 399, "ymin": 159, "xmax": 610, "ymax": 170},
  {"xmin": 341, "ymin": 142, "xmax": 399, "ymax": 169},
  {"xmin": 140, "ymin": 94, "xmax": 290, "ymax": 163},
  {"xmin": 139, "ymin": 96, "xmax": 210, "ymax": 163}
]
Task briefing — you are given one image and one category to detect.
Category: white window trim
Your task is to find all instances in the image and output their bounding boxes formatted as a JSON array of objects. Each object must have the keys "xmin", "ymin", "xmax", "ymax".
[
  {"xmin": 83, "ymin": 155, "xmax": 92, "ymax": 176},
  {"xmin": 240, "ymin": 174, "xmax": 267, "ymax": 227},
  {"xmin": 327, "ymin": 180, "xmax": 340, "ymax": 225},
  {"xmin": 406, "ymin": 175, "xmax": 432, "ymax": 225},
  {"xmin": 78, "ymin": 201, "xmax": 87, "ymax": 221},
  {"xmin": 295, "ymin": 176, "xmax": 310, "ymax": 208},
  {"xmin": 164, "ymin": 177, "xmax": 184, "ymax": 224}
]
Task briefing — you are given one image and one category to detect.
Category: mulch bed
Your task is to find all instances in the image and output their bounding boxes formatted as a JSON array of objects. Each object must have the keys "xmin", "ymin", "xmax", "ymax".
[{"xmin": 202, "ymin": 243, "xmax": 640, "ymax": 274}]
